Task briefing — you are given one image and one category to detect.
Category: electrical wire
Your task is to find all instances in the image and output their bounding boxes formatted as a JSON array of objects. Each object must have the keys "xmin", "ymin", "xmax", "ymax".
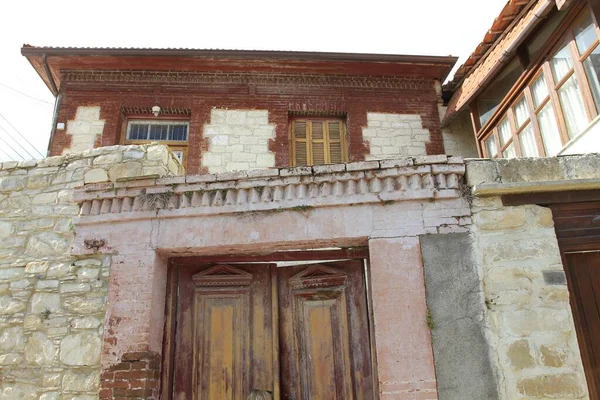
[
  {"xmin": 0, "ymin": 126, "xmax": 26, "ymax": 160},
  {"xmin": 0, "ymin": 112, "xmax": 44, "ymax": 158},
  {"xmin": 0, "ymin": 145, "xmax": 14, "ymax": 161},
  {"xmin": 0, "ymin": 82, "xmax": 54, "ymax": 105}
]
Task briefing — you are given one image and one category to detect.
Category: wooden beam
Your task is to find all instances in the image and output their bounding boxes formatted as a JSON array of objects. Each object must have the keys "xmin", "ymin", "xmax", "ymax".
[
  {"xmin": 556, "ymin": 0, "xmax": 575, "ymax": 11},
  {"xmin": 171, "ymin": 248, "xmax": 369, "ymax": 265},
  {"xmin": 502, "ymin": 190, "xmax": 600, "ymax": 206},
  {"xmin": 589, "ymin": 0, "xmax": 600, "ymax": 25}
]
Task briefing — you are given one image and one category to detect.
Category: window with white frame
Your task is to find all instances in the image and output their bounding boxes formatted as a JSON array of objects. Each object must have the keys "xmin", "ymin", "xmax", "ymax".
[{"xmin": 126, "ymin": 120, "xmax": 189, "ymax": 142}]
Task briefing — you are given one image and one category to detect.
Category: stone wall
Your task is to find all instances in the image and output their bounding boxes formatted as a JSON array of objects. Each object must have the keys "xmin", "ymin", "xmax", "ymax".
[
  {"xmin": 0, "ymin": 144, "xmax": 180, "ymax": 400},
  {"xmin": 63, "ymin": 107, "xmax": 106, "ymax": 155},
  {"xmin": 362, "ymin": 113, "xmax": 431, "ymax": 159},
  {"xmin": 441, "ymin": 110, "xmax": 478, "ymax": 158},
  {"xmin": 201, "ymin": 109, "xmax": 276, "ymax": 173},
  {"xmin": 465, "ymin": 156, "xmax": 599, "ymax": 400}
]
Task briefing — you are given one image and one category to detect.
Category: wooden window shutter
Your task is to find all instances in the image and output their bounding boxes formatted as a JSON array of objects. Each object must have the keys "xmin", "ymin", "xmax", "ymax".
[{"xmin": 291, "ymin": 119, "xmax": 347, "ymax": 166}]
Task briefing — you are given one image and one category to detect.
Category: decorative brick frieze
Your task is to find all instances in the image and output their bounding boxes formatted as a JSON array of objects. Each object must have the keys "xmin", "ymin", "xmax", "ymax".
[
  {"xmin": 74, "ymin": 156, "xmax": 465, "ymax": 222},
  {"xmin": 62, "ymin": 70, "xmax": 432, "ymax": 90},
  {"xmin": 99, "ymin": 351, "xmax": 161, "ymax": 400}
]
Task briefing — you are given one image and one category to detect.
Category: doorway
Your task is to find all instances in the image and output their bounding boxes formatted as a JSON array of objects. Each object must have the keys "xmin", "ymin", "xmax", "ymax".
[{"xmin": 163, "ymin": 256, "xmax": 375, "ymax": 400}]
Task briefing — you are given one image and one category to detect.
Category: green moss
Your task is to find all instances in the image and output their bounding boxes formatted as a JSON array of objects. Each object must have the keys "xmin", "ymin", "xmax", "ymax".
[{"xmin": 426, "ymin": 308, "xmax": 435, "ymax": 330}]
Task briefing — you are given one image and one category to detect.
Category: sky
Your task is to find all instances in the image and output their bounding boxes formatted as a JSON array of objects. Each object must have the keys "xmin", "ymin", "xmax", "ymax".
[{"xmin": 0, "ymin": 0, "xmax": 508, "ymax": 162}]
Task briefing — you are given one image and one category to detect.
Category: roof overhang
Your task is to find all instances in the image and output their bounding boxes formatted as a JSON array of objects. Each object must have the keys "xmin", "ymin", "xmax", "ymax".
[
  {"xmin": 442, "ymin": 0, "xmax": 557, "ymax": 125},
  {"xmin": 21, "ymin": 47, "xmax": 458, "ymax": 96}
]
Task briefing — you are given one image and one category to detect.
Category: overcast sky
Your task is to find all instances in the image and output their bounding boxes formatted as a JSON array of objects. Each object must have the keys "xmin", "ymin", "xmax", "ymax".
[{"xmin": 0, "ymin": 0, "xmax": 507, "ymax": 162}]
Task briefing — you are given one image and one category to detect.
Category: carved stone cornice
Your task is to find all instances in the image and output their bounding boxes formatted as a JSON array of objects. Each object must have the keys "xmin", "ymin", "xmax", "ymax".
[
  {"xmin": 61, "ymin": 70, "xmax": 431, "ymax": 90},
  {"xmin": 74, "ymin": 156, "xmax": 465, "ymax": 225}
]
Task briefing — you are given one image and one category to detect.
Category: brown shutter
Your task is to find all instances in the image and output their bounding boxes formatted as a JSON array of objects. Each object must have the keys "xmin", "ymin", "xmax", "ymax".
[
  {"xmin": 311, "ymin": 121, "xmax": 326, "ymax": 165},
  {"xmin": 293, "ymin": 121, "xmax": 309, "ymax": 166},
  {"xmin": 327, "ymin": 121, "xmax": 343, "ymax": 164}
]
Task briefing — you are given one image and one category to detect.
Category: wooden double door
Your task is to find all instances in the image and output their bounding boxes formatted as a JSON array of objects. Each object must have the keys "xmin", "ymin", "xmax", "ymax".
[{"xmin": 168, "ymin": 260, "xmax": 374, "ymax": 400}]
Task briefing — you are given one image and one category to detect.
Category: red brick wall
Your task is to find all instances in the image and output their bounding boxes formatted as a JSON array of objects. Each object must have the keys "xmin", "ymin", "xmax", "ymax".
[
  {"xmin": 51, "ymin": 79, "xmax": 444, "ymax": 174},
  {"xmin": 100, "ymin": 351, "xmax": 161, "ymax": 400}
]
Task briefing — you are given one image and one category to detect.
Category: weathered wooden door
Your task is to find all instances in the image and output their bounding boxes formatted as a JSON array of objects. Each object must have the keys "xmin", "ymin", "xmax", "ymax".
[
  {"xmin": 564, "ymin": 252, "xmax": 600, "ymax": 398},
  {"xmin": 278, "ymin": 261, "xmax": 374, "ymax": 400},
  {"xmin": 170, "ymin": 260, "xmax": 373, "ymax": 400},
  {"xmin": 172, "ymin": 263, "xmax": 276, "ymax": 400}
]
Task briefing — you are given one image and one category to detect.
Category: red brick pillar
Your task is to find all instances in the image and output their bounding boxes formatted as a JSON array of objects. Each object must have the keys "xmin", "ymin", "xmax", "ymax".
[{"xmin": 99, "ymin": 351, "xmax": 161, "ymax": 399}]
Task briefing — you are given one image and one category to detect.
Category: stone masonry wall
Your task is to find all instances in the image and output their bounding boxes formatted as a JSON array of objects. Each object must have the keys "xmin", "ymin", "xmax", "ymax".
[
  {"xmin": 0, "ymin": 144, "xmax": 180, "ymax": 400},
  {"xmin": 201, "ymin": 109, "xmax": 276, "ymax": 173},
  {"xmin": 63, "ymin": 107, "xmax": 106, "ymax": 155},
  {"xmin": 362, "ymin": 113, "xmax": 431, "ymax": 159},
  {"xmin": 441, "ymin": 110, "xmax": 478, "ymax": 158},
  {"xmin": 470, "ymin": 197, "xmax": 589, "ymax": 399}
]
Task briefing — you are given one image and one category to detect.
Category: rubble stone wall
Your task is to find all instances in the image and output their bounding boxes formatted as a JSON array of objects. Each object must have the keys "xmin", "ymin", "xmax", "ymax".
[{"xmin": 0, "ymin": 144, "xmax": 180, "ymax": 400}]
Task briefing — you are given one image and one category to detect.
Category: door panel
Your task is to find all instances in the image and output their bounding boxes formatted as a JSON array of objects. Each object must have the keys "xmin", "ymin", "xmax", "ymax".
[
  {"xmin": 278, "ymin": 261, "xmax": 373, "ymax": 400},
  {"xmin": 173, "ymin": 263, "xmax": 275, "ymax": 400},
  {"xmin": 565, "ymin": 251, "xmax": 600, "ymax": 394}
]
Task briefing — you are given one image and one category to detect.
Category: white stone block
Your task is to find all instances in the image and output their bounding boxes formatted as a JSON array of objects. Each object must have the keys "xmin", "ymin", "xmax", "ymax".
[{"xmin": 256, "ymin": 154, "xmax": 275, "ymax": 167}]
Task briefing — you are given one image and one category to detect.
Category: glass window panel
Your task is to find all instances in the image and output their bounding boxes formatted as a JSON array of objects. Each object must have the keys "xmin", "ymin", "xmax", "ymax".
[
  {"xmin": 537, "ymin": 103, "xmax": 563, "ymax": 156},
  {"xmin": 169, "ymin": 125, "xmax": 188, "ymax": 141},
  {"xmin": 149, "ymin": 124, "xmax": 169, "ymax": 141},
  {"xmin": 128, "ymin": 124, "xmax": 148, "ymax": 140},
  {"xmin": 551, "ymin": 45, "xmax": 574, "ymax": 82},
  {"xmin": 514, "ymin": 98, "xmax": 530, "ymax": 128},
  {"xmin": 518, "ymin": 124, "xmax": 539, "ymax": 157},
  {"xmin": 531, "ymin": 74, "xmax": 549, "ymax": 107},
  {"xmin": 557, "ymin": 75, "xmax": 589, "ymax": 138},
  {"xmin": 574, "ymin": 14, "xmax": 598, "ymax": 55},
  {"xmin": 485, "ymin": 135, "xmax": 498, "ymax": 158},
  {"xmin": 498, "ymin": 119, "xmax": 512, "ymax": 146},
  {"xmin": 583, "ymin": 45, "xmax": 600, "ymax": 112},
  {"xmin": 503, "ymin": 143, "xmax": 516, "ymax": 158},
  {"xmin": 477, "ymin": 59, "xmax": 524, "ymax": 127}
]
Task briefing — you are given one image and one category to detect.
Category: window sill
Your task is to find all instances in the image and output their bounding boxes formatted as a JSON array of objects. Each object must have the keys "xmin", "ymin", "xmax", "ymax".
[{"xmin": 558, "ymin": 114, "xmax": 600, "ymax": 156}]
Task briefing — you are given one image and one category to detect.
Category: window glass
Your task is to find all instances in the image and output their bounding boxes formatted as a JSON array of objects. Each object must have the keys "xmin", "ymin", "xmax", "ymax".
[
  {"xmin": 519, "ymin": 124, "xmax": 539, "ymax": 157},
  {"xmin": 149, "ymin": 124, "xmax": 169, "ymax": 141},
  {"xmin": 503, "ymin": 143, "xmax": 516, "ymax": 158},
  {"xmin": 574, "ymin": 14, "xmax": 598, "ymax": 55},
  {"xmin": 531, "ymin": 75, "xmax": 549, "ymax": 108},
  {"xmin": 477, "ymin": 59, "xmax": 524, "ymax": 127},
  {"xmin": 583, "ymin": 45, "xmax": 600, "ymax": 111},
  {"xmin": 537, "ymin": 103, "xmax": 562, "ymax": 155},
  {"xmin": 514, "ymin": 98, "xmax": 529, "ymax": 127},
  {"xmin": 557, "ymin": 75, "xmax": 589, "ymax": 138},
  {"xmin": 485, "ymin": 136, "xmax": 497, "ymax": 158},
  {"xmin": 551, "ymin": 45, "xmax": 574, "ymax": 82},
  {"xmin": 498, "ymin": 119, "xmax": 512, "ymax": 146},
  {"xmin": 129, "ymin": 124, "xmax": 149, "ymax": 140},
  {"xmin": 169, "ymin": 125, "xmax": 188, "ymax": 141},
  {"xmin": 528, "ymin": 11, "xmax": 567, "ymax": 61}
]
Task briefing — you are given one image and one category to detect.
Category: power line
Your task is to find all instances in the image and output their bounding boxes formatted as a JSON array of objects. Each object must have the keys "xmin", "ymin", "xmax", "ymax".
[
  {"xmin": 0, "ymin": 126, "xmax": 26, "ymax": 160},
  {"xmin": 0, "ymin": 123, "xmax": 36, "ymax": 159},
  {"xmin": 0, "ymin": 145, "xmax": 15, "ymax": 162},
  {"xmin": 0, "ymin": 82, "xmax": 54, "ymax": 105},
  {"xmin": 0, "ymin": 112, "xmax": 45, "ymax": 158}
]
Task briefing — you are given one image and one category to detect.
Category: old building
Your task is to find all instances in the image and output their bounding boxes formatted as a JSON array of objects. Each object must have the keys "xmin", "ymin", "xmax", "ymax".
[{"xmin": 0, "ymin": 1, "xmax": 597, "ymax": 400}]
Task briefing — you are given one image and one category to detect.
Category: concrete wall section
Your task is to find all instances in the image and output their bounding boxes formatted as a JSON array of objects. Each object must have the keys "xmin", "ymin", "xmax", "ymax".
[
  {"xmin": 202, "ymin": 109, "xmax": 276, "ymax": 173},
  {"xmin": 441, "ymin": 110, "xmax": 478, "ymax": 158},
  {"xmin": 421, "ymin": 233, "xmax": 499, "ymax": 400}
]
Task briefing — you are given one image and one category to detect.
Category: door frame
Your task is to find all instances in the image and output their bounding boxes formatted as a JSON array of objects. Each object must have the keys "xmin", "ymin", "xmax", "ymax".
[{"xmin": 160, "ymin": 247, "xmax": 379, "ymax": 400}]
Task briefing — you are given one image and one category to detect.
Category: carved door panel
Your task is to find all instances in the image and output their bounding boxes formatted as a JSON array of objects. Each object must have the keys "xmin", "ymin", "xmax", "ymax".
[
  {"xmin": 172, "ymin": 264, "xmax": 276, "ymax": 400},
  {"xmin": 565, "ymin": 251, "xmax": 600, "ymax": 398},
  {"xmin": 278, "ymin": 260, "xmax": 373, "ymax": 400}
]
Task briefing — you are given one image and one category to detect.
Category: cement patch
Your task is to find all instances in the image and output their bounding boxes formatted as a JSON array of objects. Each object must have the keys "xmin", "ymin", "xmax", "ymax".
[{"xmin": 421, "ymin": 233, "xmax": 499, "ymax": 400}]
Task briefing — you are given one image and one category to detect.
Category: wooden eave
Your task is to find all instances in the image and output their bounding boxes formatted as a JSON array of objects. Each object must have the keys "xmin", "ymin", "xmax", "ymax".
[{"xmin": 21, "ymin": 46, "xmax": 458, "ymax": 96}]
